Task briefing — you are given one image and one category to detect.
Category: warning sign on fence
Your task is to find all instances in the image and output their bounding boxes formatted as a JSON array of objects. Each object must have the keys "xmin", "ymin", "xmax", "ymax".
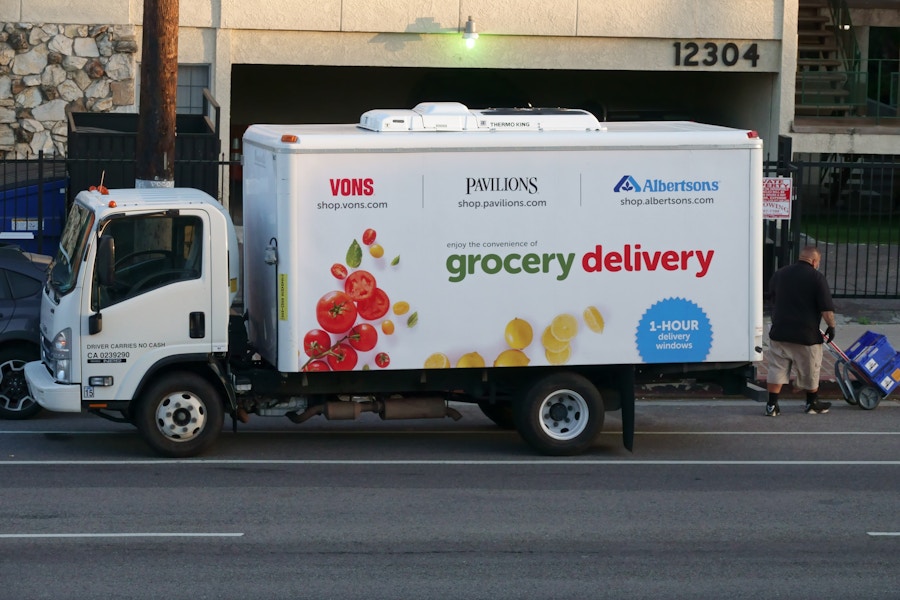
[{"xmin": 763, "ymin": 177, "xmax": 792, "ymax": 220}]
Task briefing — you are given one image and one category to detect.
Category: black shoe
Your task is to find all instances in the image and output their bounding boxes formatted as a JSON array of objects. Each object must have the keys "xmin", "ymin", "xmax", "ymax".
[
  {"xmin": 805, "ymin": 400, "xmax": 831, "ymax": 414},
  {"xmin": 765, "ymin": 403, "xmax": 780, "ymax": 417}
]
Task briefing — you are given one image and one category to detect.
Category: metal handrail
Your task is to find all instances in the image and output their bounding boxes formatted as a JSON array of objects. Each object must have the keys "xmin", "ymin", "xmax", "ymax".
[
  {"xmin": 796, "ymin": 58, "xmax": 900, "ymax": 121},
  {"xmin": 828, "ymin": 0, "xmax": 861, "ymax": 72}
]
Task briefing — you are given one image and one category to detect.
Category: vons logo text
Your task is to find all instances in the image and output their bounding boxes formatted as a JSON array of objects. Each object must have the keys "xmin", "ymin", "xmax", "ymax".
[
  {"xmin": 614, "ymin": 175, "xmax": 719, "ymax": 193},
  {"xmin": 330, "ymin": 178, "xmax": 374, "ymax": 196}
]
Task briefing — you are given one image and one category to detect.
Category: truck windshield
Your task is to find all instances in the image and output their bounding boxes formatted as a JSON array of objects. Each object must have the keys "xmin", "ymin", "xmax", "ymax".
[{"xmin": 48, "ymin": 202, "xmax": 94, "ymax": 297}]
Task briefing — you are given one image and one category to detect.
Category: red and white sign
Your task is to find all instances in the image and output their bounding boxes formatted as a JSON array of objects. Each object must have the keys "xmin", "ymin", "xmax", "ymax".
[{"xmin": 763, "ymin": 177, "xmax": 792, "ymax": 220}]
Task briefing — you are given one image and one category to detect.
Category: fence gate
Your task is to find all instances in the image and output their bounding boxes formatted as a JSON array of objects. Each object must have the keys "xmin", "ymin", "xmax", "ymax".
[{"xmin": 765, "ymin": 136, "xmax": 900, "ymax": 299}]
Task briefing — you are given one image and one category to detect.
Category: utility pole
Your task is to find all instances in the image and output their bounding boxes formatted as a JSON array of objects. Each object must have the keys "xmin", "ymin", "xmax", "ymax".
[{"xmin": 135, "ymin": 0, "xmax": 179, "ymax": 188}]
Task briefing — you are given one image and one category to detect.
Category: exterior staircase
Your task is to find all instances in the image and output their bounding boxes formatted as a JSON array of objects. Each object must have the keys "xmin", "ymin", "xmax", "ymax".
[{"xmin": 796, "ymin": 0, "xmax": 854, "ymax": 117}]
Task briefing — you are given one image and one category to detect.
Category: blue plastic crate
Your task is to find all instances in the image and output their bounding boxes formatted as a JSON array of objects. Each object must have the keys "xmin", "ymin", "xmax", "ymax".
[
  {"xmin": 0, "ymin": 178, "xmax": 66, "ymax": 254},
  {"xmin": 872, "ymin": 354, "xmax": 900, "ymax": 395},
  {"xmin": 853, "ymin": 335, "xmax": 897, "ymax": 376},
  {"xmin": 845, "ymin": 331, "xmax": 884, "ymax": 361}
]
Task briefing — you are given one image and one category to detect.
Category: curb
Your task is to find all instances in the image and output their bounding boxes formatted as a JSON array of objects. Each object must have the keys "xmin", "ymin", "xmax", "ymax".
[{"xmin": 636, "ymin": 380, "xmax": 847, "ymax": 401}]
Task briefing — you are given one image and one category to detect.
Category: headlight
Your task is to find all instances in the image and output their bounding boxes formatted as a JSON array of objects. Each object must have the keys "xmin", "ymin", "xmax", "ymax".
[{"xmin": 50, "ymin": 328, "xmax": 72, "ymax": 382}]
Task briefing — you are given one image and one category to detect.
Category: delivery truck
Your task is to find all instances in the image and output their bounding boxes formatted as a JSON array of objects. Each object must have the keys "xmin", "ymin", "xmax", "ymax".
[{"xmin": 25, "ymin": 102, "xmax": 764, "ymax": 458}]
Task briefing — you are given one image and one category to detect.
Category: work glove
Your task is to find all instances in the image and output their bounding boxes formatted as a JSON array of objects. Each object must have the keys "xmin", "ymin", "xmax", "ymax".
[{"xmin": 824, "ymin": 326, "xmax": 836, "ymax": 344}]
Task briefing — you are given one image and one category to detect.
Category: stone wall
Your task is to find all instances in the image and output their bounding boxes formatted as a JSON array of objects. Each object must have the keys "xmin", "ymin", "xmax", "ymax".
[{"xmin": 0, "ymin": 23, "xmax": 137, "ymax": 158}]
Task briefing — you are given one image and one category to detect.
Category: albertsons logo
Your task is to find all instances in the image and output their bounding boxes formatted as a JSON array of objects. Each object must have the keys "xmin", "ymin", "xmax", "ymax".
[
  {"xmin": 614, "ymin": 175, "xmax": 641, "ymax": 192},
  {"xmin": 613, "ymin": 174, "xmax": 720, "ymax": 193}
]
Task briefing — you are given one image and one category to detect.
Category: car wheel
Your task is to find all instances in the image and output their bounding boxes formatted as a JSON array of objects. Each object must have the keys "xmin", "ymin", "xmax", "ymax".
[{"xmin": 0, "ymin": 345, "xmax": 41, "ymax": 420}]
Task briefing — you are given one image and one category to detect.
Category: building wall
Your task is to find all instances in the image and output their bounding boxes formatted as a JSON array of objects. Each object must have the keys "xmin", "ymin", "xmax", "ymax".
[
  {"xmin": 0, "ymin": 23, "xmax": 138, "ymax": 156},
  {"xmin": 2, "ymin": 0, "xmax": 894, "ymax": 160},
  {"xmin": 3, "ymin": 0, "xmax": 784, "ymax": 37}
]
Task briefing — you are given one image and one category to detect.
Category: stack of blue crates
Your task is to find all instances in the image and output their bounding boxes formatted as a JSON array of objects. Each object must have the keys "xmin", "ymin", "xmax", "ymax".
[{"xmin": 844, "ymin": 331, "xmax": 900, "ymax": 395}]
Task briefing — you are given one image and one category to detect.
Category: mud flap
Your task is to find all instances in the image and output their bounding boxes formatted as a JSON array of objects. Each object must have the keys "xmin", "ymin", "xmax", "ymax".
[
  {"xmin": 619, "ymin": 365, "xmax": 635, "ymax": 452},
  {"xmin": 616, "ymin": 365, "xmax": 635, "ymax": 452}
]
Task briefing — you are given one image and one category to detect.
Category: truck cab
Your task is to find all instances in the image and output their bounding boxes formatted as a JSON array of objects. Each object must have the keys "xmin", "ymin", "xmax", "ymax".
[{"xmin": 25, "ymin": 188, "xmax": 239, "ymax": 430}]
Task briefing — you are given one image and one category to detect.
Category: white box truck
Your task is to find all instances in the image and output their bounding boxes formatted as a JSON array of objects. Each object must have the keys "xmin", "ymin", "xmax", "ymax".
[{"xmin": 25, "ymin": 102, "xmax": 764, "ymax": 457}]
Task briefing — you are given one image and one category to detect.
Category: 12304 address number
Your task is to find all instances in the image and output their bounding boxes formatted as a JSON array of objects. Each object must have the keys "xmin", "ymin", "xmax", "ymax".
[{"xmin": 673, "ymin": 42, "xmax": 759, "ymax": 68}]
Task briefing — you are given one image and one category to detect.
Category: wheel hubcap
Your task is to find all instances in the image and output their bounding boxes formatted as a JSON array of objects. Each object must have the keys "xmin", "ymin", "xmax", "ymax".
[
  {"xmin": 0, "ymin": 359, "xmax": 34, "ymax": 412},
  {"xmin": 539, "ymin": 389, "xmax": 589, "ymax": 441},
  {"xmin": 155, "ymin": 392, "xmax": 207, "ymax": 441}
]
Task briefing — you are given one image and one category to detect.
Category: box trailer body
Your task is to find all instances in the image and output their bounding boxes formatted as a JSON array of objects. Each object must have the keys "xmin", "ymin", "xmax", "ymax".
[{"xmin": 26, "ymin": 103, "xmax": 764, "ymax": 458}]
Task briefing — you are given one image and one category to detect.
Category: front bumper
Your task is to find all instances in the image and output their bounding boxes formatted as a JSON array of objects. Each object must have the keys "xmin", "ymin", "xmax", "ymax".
[{"xmin": 24, "ymin": 361, "xmax": 82, "ymax": 413}]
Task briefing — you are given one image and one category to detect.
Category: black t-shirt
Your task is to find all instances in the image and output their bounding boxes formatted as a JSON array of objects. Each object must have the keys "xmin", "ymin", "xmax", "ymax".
[{"xmin": 768, "ymin": 260, "xmax": 835, "ymax": 345}]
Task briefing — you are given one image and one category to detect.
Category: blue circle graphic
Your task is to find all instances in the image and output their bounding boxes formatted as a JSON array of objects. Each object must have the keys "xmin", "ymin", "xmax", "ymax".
[{"xmin": 636, "ymin": 298, "xmax": 712, "ymax": 363}]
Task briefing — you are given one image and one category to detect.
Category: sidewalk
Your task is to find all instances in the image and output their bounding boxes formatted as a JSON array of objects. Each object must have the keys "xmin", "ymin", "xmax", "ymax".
[
  {"xmin": 640, "ymin": 299, "xmax": 900, "ymax": 401},
  {"xmin": 755, "ymin": 298, "xmax": 900, "ymax": 400}
]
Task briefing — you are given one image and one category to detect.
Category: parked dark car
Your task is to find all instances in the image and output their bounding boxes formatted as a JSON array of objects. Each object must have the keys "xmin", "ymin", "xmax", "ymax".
[{"xmin": 0, "ymin": 245, "xmax": 50, "ymax": 419}]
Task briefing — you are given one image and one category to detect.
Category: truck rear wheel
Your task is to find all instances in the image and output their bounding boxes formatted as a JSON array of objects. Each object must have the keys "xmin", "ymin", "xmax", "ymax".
[
  {"xmin": 134, "ymin": 372, "xmax": 224, "ymax": 458},
  {"xmin": 514, "ymin": 373, "xmax": 604, "ymax": 456}
]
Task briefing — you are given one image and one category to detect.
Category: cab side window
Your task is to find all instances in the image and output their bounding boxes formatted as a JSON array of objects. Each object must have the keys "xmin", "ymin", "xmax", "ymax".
[{"xmin": 96, "ymin": 215, "xmax": 202, "ymax": 309}]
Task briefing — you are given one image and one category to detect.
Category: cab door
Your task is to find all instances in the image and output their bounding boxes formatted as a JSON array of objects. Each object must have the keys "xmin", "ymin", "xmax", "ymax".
[{"xmin": 82, "ymin": 210, "xmax": 211, "ymax": 402}]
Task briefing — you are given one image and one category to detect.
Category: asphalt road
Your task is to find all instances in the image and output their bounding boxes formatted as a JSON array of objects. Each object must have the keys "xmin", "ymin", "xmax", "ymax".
[{"xmin": 1, "ymin": 399, "xmax": 899, "ymax": 599}]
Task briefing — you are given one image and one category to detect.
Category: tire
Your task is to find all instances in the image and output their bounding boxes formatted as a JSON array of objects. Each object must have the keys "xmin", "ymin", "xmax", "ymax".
[
  {"xmin": 134, "ymin": 372, "xmax": 224, "ymax": 457},
  {"xmin": 857, "ymin": 385, "xmax": 881, "ymax": 411},
  {"xmin": 477, "ymin": 401, "xmax": 516, "ymax": 430},
  {"xmin": 514, "ymin": 373, "xmax": 604, "ymax": 456},
  {"xmin": 0, "ymin": 345, "xmax": 41, "ymax": 420}
]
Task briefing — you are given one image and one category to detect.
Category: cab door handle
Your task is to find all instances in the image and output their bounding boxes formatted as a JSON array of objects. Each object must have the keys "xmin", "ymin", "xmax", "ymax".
[{"xmin": 189, "ymin": 312, "xmax": 205, "ymax": 339}]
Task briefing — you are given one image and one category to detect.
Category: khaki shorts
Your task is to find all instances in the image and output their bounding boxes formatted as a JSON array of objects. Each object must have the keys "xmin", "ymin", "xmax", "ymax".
[{"xmin": 765, "ymin": 339, "xmax": 824, "ymax": 391}]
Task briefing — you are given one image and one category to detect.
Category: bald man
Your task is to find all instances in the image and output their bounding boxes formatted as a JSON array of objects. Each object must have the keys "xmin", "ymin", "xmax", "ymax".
[{"xmin": 765, "ymin": 246, "xmax": 836, "ymax": 416}]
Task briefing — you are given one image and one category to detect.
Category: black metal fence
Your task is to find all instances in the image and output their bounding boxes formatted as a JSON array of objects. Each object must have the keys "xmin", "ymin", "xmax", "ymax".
[
  {"xmin": 3, "ymin": 146, "xmax": 899, "ymax": 297},
  {"xmin": 765, "ymin": 141, "xmax": 900, "ymax": 298},
  {"xmin": 0, "ymin": 152, "xmax": 238, "ymax": 256}
]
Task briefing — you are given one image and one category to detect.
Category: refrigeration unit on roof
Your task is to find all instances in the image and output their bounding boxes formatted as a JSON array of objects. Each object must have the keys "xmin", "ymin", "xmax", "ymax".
[{"xmin": 358, "ymin": 102, "xmax": 605, "ymax": 132}]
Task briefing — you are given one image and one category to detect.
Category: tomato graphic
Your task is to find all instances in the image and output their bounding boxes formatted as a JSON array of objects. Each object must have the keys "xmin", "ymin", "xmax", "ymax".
[
  {"xmin": 327, "ymin": 343, "xmax": 359, "ymax": 371},
  {"xmin": 356, "ymin": 288, "xmax": 390, "ymax": 320},
  {"xmin": 303, "ymin": 329, "xmax": 332, "ymax": 358},
  {"xmin": 303, "ymin": 360, "xmax": 330, "ymax": 372},
  {"xmin": 344, "ymin": 270, "xmax": 376, "ymax": 302},
  {"xmin": 362, "ymin": 228, "xmax": 377, "ymax": 245},
  {"xmin": 348, "ymin": 323, "xmax": 378, "ymax": 352},
  {"xmin": 330, "ymin": 263, "xmax": 348, "ymax": 280},
  {"xmin": 316, "ymin": 291, "xmax": 358, "ymax": 333},
  {"xmin": 375, "ymin": 352, "xmax": 390, "ymax": 368}
]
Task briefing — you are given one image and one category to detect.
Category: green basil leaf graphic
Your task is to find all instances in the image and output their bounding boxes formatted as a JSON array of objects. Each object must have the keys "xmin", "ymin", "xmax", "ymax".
[
  {"xmin": 407, "ymin": 312, "xmax": 418, "ymax": 328},
  {"xmin": 391, "ymin": 255, "xmax": 400, "ymax": 266},
  {"xmin": 346, "ymin": 239, "xmax": 362, "ymax": 268}
]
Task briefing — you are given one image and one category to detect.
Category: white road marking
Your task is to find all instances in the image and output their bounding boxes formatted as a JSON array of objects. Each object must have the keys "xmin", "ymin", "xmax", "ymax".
[
  {"xmin": 0, "ymin": 533, "xmax": 243, "ymax": 538},
  {"xmin": 3, "ymin": 429, "xmax": 900, "ymax": 436},
  {"xmin": 1, "ymin": 459, "xmax": 900, "ymax": 465},
  {"xmin": 867, "ymin": 532, "xmax": 900, "ymax": 537}
]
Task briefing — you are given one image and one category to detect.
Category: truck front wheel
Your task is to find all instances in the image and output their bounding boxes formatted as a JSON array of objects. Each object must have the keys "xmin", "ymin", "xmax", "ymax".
[
  {"xmin": 514, "ymin": 373, "xmax": 604, "ymax": 456},
  {"xmin": 135, "ymin": 372, "xmax": 224, "ymax": 458}
]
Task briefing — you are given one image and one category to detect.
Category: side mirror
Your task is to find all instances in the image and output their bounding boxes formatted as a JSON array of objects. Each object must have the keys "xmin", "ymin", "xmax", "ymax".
[{"xmin": 96, "ymin": 235, "xmax": 115, "ymax": 286}]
